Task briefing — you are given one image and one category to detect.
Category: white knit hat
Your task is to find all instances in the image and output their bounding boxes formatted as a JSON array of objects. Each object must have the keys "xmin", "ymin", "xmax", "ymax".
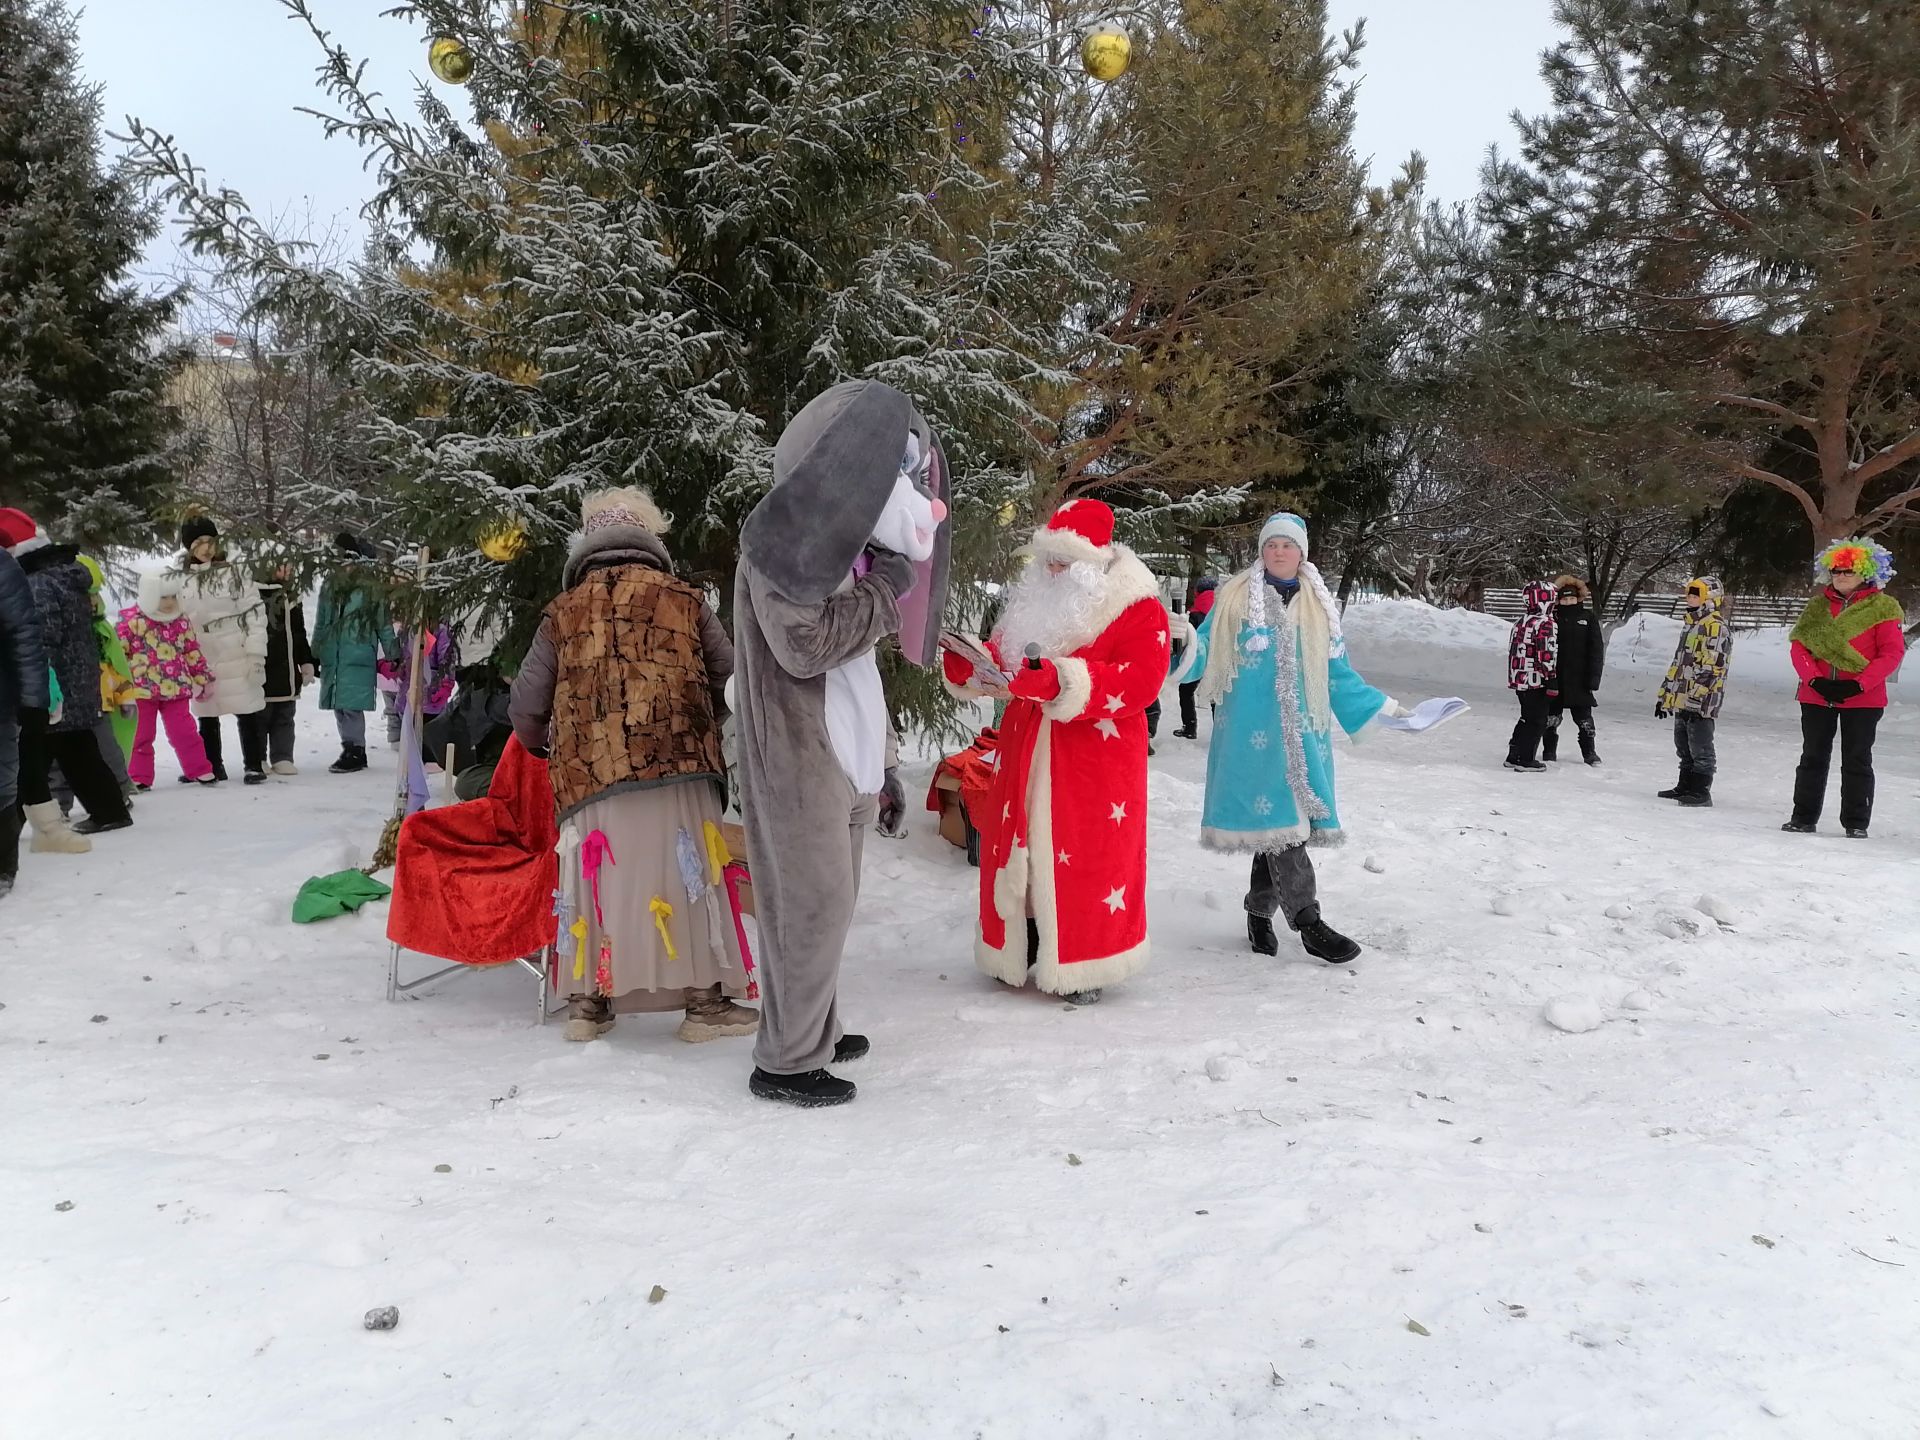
[{"xmin": 1258, "ymin": 512, "xmax": 1309, "ymax": 557}]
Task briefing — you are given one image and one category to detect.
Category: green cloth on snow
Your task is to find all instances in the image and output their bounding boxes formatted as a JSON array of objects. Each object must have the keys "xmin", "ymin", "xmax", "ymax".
[{"xmin": 293, "ymin": 869, "xmax": 393, "ymax": 924}]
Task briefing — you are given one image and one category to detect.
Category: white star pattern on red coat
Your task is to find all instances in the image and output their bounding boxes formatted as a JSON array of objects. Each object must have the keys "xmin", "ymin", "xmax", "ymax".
[
  {"xmin": 1057, "ymin": 850, "xmax": 1071, "ymax": 866},
  {"xmin": 1002, "ymin": 802, "xmax": 1011, "ymax": 822},
  {"xmin": 1103, "ymin": 885, "xmax": 1127, "ymax": 913},
  {"xmin": 1103, "ymin": 694, "xmax": 1125, "ymax": 714},
  {"xmin": 1094, "ymin": 718, "xmax": 1120, "ymax": 740},
  {"xmin": 1156, "ymin": 630, "xmax": 1168, "ymax": 647},
  {"xmin": 1109, "ymin": 801, "xmax": 1128, "ymax": 824},
  {"xmin": 1114, "ymin": 662, "xmax": 1130, "ymax": 673}
]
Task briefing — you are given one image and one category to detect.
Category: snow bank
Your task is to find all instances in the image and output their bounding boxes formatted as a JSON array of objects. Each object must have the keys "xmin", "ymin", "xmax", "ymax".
[{"xmin": 1342, "ymin": 596, "xmax": 1511, "ymax": 651}]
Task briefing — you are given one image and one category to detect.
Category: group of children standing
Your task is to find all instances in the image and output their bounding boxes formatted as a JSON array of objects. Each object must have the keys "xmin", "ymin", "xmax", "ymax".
[
  {"xmin": 0, "ymin": 508, "xmax": 462, "ymax": 890},
  {"xmin": 1504, "ymin": 540, "xmax": 1906, "ymax": 836}
]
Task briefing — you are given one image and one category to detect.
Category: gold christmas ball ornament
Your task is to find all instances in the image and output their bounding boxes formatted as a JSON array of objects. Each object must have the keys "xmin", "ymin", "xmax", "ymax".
[
  {"xmin": 996, "ymin": 500, "xmax": 1018, "ymax": 528},
  {"xmin": 428, "ymin": 35, "xmax": 475, "ymax": 85},
  {"xmin": 478, "ymin": 517, "xmax": 528, "ymax": 563},
  {"xmin": 1080, "ymin": 24, "xmax": 1131, "ymax": 83}
]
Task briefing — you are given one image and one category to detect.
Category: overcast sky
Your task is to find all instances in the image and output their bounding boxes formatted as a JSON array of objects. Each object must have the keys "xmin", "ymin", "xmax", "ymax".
[{"xmin": 74, "ymin": 0, "xmax": 1561, "ymax": 280}]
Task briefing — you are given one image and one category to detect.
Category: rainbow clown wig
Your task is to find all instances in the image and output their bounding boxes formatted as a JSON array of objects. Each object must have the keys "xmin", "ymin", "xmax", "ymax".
[{"xmin": 1817, "ymin": 538, "xmax": 1896, "ymax": 585}]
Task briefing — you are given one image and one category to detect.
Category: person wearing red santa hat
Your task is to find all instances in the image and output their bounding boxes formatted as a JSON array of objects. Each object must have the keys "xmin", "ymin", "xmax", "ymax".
[{"xmin": 944, "ymin": 499, "xmax": 1171, "ymax": 1006}]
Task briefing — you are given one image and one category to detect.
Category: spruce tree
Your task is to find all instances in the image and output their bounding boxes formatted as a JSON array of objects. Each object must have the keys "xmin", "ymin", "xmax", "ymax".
[
  {"xmin": 126, "ymin": 0, "xmax": 1109, "ymax": 672},
  {"xmin": 0, "ymin": 0, "xmax": 185, "ymax": 547}
]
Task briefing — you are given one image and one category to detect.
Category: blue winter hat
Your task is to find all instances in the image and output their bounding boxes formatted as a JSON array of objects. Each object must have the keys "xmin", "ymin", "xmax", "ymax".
[{"xmin": 1258, "ymin": 512, "xmax": 1309, "ymax": 558}]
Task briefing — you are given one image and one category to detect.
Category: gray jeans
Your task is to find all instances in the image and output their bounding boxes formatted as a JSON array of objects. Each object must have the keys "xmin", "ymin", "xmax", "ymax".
[
  {"xmin": 335, "ymin": 709, "xmax": 368, "ymax": 747},
  {"xmin": 1673, "ymin": 712, "xmax": 1716, "ymax": 776},
  {"xmin": 1245, "ymin": 844, "xmax": 1319, "ymax": 926}
]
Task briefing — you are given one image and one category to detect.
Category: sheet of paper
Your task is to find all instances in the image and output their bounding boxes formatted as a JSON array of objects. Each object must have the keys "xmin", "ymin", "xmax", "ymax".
[{"xmin": 1377, "ymin": 697, "xmax": 1469, "ymax": 733}]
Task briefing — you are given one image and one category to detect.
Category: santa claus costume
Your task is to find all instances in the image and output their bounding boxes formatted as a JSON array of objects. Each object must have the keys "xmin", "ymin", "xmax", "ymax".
[{"xmin": 945, "ymin": 501, "xmax": 1170, "ymax": 1004}]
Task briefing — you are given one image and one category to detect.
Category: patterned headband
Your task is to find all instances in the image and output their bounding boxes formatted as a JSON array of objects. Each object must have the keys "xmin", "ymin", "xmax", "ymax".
[{"xmin": 584, "ymin": 505, "xmax": 643, "ymax": 534}]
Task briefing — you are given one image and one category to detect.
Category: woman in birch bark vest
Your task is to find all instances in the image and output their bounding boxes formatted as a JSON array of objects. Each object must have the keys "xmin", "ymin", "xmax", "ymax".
[{"xmin": 509, "ymin": 488, "xmax": 755, "ymax": 1042}]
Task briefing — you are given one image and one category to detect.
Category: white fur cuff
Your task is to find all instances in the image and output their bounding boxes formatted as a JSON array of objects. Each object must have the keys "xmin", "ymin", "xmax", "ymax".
[{"xmin": 1042, "ymin": 658, "xmax": 1094, "ymax": 722}]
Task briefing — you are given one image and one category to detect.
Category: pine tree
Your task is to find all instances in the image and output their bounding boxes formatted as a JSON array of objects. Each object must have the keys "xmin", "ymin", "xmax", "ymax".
[
  {"xmin": 1474, "ymin": 0, "xmax": 1920, "ymax": 553},
  {"xmin": 126, "ymin": 0, "xmax": 1106, "ymax": 677},
  {"xmin": 1050, "ymin": 0, "xmax": 1403, "ymax": 552},
  {"xmin": 0, "ymin": 0, "xmax": 186, "ymax": 547}
]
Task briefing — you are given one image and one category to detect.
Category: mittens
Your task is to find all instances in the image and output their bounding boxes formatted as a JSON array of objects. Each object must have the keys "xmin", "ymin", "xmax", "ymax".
[
  {"xmin": 1007, "ymin": 658, "xmax": 1061, "ymax": 703},
  {"xmin": 876, "ymin": 768, "xmax": 907, "ymax": 838},
  {"xmin": 865, "ymin": 545, "xmax": 915, "ymax": 599}
]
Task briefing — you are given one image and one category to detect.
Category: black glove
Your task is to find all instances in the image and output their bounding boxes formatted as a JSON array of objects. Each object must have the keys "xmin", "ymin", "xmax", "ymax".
[
  {"xmin": 1810, "ymin": 676, "xmax": 1862, "ymax": 704},
  {"xmin": 864, "ymin": 545, "xmax": 915, "ymax": 599},
  {"xmin": 1653, "ymin": 701, "xmax": 1669, "ymax": 719},
  {"xmin": 876, "ymin": 767, "xmax": 907, "ymax": 839}
]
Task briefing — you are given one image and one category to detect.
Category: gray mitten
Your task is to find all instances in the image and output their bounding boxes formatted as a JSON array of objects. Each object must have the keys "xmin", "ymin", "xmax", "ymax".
[
  {"xmin": 865, "ymin": 545, "xmax": 915, "ymax": 599},
  {"xmin": 876, "ymin": 767, "xmax": 907, "ymax": 839}
]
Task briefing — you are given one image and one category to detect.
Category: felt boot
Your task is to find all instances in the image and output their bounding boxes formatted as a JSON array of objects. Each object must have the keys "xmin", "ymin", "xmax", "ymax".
[
  {"xmin": 676, "ymin": 985, "xmax": 760, "ymax": 1042},
  {"xmin": 25, "ymin": 801, "xmax": 90, "ymax": 854},
  {"xmin": 272, "ymin": 760, "xmax": 299, "ymax": 776},
  {"xmin": 564, "ymin": 994, "xmax": 614, "ymax": 1042},
  {"xmin": 1676, "ymin": 774, "xmax": 1713, "ymax": 808},
  {"xmin": 750, "ymin": 1067, "xmax": 856, "ymax": 1107}
]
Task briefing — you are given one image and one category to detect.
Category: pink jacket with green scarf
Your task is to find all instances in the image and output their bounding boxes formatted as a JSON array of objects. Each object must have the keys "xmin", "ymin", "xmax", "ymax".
[{"xmin": 1789, "ymin": 584, "xmax": 1905, "ymax": 710}]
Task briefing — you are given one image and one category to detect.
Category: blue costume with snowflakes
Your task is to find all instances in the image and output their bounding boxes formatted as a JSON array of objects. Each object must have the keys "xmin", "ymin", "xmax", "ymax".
[{"xmin": 1179, "ymin": 560, "xmax": 1391, "ymax": 851}]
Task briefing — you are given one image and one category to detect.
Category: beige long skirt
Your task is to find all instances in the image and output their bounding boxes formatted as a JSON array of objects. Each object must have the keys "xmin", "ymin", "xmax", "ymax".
[{"xmin": 566, "ymin": 779, "xmax": 750, "ymax": 1014}]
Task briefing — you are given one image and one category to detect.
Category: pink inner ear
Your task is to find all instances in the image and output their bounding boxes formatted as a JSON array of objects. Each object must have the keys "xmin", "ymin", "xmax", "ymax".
[{"xmin": 930, "ymin": 497, "xmax": 948, "ymax": 523}]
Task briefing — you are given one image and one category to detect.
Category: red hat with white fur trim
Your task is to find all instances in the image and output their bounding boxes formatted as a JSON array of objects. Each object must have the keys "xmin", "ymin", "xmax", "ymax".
[{"xmin": 1029, "ymin": 498, "xmax": 1115, "ymax": 568}]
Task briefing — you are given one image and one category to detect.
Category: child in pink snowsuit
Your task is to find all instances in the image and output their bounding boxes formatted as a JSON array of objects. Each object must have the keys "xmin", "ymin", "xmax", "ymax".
[{"xmin": 117, "ymin": 571, "xmax": 216, "ymax": 788}]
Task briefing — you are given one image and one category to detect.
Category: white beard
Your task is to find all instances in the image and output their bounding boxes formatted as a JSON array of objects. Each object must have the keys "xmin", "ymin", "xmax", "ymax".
[{"xmin": 996, "ymin": 560, "xmax": 1110, "ymax": 661}]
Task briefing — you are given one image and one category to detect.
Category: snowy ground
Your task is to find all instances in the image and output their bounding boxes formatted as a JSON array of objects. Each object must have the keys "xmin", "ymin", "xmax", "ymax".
[{"xmin": 6, "ymin": 601, "xmax": 1919, "ymax": 1439}]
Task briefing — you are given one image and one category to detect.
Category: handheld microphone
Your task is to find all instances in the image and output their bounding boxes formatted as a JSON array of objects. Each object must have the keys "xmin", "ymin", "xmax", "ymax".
[{"xmin": 1023, "ymin": 643, "xmax": 1042, "ymax": 671}]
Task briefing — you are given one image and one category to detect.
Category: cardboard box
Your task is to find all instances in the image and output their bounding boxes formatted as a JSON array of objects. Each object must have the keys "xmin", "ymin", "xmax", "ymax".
[{"xmin": 933, "ymin": 774, "xmax": 969, "ymax": 850}]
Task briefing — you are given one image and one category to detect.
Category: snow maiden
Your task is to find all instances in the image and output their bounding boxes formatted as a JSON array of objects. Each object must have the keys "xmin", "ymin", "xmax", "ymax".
[{"xmin": 1176, "ymin": 513, "xmax": 1403, "ymax": 965}]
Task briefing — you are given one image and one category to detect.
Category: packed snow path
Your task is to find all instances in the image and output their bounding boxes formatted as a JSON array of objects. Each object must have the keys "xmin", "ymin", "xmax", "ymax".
[{"xmin": 6, "ymin": 602, "xmax": 1917, "ymax": 1438}]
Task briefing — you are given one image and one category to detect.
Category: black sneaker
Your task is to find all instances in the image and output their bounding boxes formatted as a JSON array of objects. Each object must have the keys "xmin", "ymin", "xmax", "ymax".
[
  {"xmin": 834, "ymin": 1034, "xmax": 869, "ymax": 1063},
  {"xmin": 72, "ymin": 816, "xmax": 133, "ymax": 836},
  {"xmin": 1248, "ymin": 913, "xmax": 1279, "ymax": 956},
  {"xmin": 1844, "ymin": 827, "xmax": 1869, "ymax": 839},
  {"xmin": 1172, "ymin": 727, "xmax": 1197, "ymax": 740},
  {"xmin": 1064, "ymin": 988, "xmax": 1103, "ymax": 1006},
  {"xmin": 1780, "ymin": 820, "xmax": 1816, "ymax": 834},
  {"xmin": 1504, "ymin": 758, "xmax": 1547, "ymax": 773},
  {"xmin": 133, "ymin": 783, "xmax": 152, "ymax": 794},
  {"xmin": 1295, "ymin": 910, "xmax": 1361, "ymax": 964},
  {"xmin": 243, "ymin": 768, "xmax": 267, "ymax": 786},
  {"xmin": 750, "ymin": 1067, "xmax": 856, "ymax": 1107}
]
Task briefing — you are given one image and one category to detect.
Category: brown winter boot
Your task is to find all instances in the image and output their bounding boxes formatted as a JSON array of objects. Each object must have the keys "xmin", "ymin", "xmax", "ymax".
[
  {"xmin": 676, "ymin": 984, "xmax": 760, "ymax": 1043},
  {"xmin": 564, "ymin": 994, "xmax": 614, "ymax": 1042}
]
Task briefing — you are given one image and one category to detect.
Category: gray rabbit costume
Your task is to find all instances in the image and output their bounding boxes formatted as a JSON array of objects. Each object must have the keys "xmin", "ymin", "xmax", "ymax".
[{"xmin": 734, "ymin": 380, "xmax": 950, "ymax": 1089}]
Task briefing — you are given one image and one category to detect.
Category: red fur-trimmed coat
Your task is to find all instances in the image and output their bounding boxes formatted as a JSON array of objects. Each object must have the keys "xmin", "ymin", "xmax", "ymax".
[{"xmin": 945, "ymin": 551, "xmax": 1170, "ymax": 994}]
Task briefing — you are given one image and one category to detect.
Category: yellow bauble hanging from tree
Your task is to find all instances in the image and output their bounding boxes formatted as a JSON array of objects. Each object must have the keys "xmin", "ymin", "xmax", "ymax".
[
  {"xmin": 1080, "ymin": 24, "xmax": 1131, "ymax": 83},
  {"xmin": 428, "ymin": 35, "xmax": 475, "ymax": 85},
  {"xmin": 478, "ymin": 518, "xmax": 528, "ymax": 563}
]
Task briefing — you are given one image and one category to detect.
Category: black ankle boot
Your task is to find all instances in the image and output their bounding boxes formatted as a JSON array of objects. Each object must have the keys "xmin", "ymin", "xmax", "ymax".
[
  {"xmin": 750, "ymin": 1067, "xmax": 856, "ymax": 1107},
  {"xmin": 1676, "ymin": 774, "xmax": 1713, "ymax": 808},
  {"xmin": 1541, "ymin": 731, "xmax": 1559, "ymax": 763},
  {"xmin": 329, "ymin": 744, "xmax": 368, "ymax": 775},
  {"xmin": 1578, "ymin": 728, "xmax": 1601, "ymax": 766},
  {"xmin": 1026, "ymin": 918, "xmax": 1039, "ymax": 969},
  {"xmin": 1293, "ymin": 907, "xmax": 1361, "ymax": 964},
  {"xmin": 1657, "ymin": 768, "xmax": 1691, "ymax": 800},
  {"xmin": 1248, "ymin": 913, "xmax": 1278, "ymax": 955}
]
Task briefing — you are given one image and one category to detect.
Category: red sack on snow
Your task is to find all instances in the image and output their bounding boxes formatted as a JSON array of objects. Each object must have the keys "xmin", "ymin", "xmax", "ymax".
[{"xmin": 385, "ymin": 734, "xmax": 559, "ymax": 964}]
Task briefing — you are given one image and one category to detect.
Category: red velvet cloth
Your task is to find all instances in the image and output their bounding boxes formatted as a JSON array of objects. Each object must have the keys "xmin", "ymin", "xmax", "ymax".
[
  {"xmin": 386, "ymin": 735, "xmax": 559, "ymax": 964},
  {"xmin": 925, "ymin": 727, "xmax": 1000, "ymax": 831}
]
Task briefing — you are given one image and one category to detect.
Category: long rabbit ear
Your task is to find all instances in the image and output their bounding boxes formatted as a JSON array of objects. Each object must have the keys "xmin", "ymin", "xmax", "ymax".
[{"xmin": 893, "ymin": 429, "xmax": 953, "ymax": 668}]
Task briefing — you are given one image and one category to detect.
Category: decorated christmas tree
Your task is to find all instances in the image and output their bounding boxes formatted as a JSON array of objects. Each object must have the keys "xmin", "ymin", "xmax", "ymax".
[{"xmin": 127, "ymin": 0, "xmax": 1119, "ymax": 671}]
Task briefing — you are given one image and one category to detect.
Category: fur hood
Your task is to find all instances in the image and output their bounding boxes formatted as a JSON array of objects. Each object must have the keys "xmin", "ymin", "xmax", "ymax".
[
  {"xmin": 1552, "ymin": 574, "xmax": 1591, "ymax": 605},
  {"xmin": 136, "ymin": 568, "xmax": 186, "ymax": 620},
  {"xmin": 561, "ymin": 524, "xmax": 675, "ymax": 590}
]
